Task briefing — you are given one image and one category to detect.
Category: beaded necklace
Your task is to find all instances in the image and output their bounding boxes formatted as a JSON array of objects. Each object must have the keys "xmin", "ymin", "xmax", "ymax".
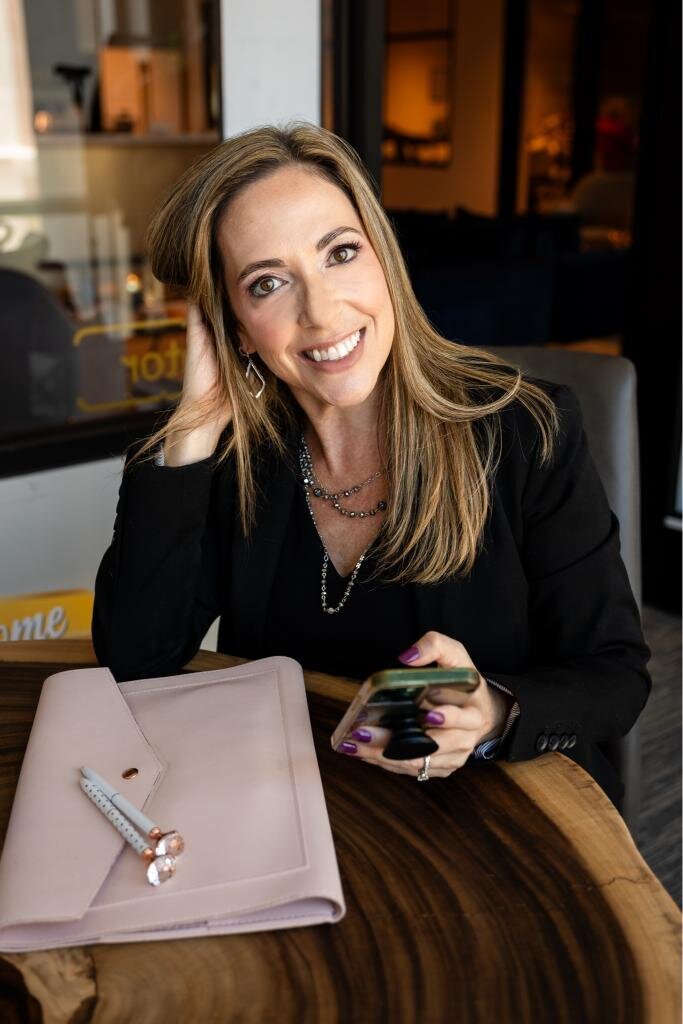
[{"xmin": 298, "ymin": 434, "xmax": 388, "ymax": 615}]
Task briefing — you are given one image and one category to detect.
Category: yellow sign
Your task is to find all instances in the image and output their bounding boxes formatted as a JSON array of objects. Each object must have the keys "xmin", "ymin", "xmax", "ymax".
[
  {"xmin": 0, "ymin": 591, "xmax": 94, "ymax": 642},
  {"xmin": 71, "ymin": 318, "xmax": 186, "ymax": 348},
  {"xmin": 73, "ymin": 318, "xmax": 186, "ymax": 413}
]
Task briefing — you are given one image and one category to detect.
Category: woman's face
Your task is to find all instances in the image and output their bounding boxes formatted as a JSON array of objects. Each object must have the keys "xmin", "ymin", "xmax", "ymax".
[{"xmin": 217, "ymin": 165, "xmax": 395, "ymax": 415}]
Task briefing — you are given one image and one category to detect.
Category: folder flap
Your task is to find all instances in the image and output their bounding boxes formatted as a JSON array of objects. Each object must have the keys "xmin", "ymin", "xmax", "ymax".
[{"xmin": 0, "ymin": 668, "xmax": 164, "ymax": 925}]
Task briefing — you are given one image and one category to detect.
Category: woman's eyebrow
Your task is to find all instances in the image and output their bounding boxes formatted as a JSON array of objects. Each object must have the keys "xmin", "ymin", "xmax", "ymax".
[{"xmin": 236, "ymin": 226, "xmax": 362, "ymax": 284}]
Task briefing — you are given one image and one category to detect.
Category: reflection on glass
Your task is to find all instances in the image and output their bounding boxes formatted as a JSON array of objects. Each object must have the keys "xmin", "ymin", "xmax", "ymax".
[
  {"xmin": 382, "ymin": 0, "xmax": 453, "ymax": 168},
  {"xmin": 518, "ymin": 0, "xmax": 578, "ymax": 217},
  {"xmin": 519, "ymin": 0, "xmax": 649, "ymax": 253},
  {"xmin": 0, "ymin": 0, "xmax": 220, "ymax": 443}
]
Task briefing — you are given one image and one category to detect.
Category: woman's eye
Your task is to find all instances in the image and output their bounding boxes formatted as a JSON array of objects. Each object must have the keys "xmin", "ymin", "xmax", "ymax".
[
  {"xmin": 330, "ymin": 243, "xmax": 361, "ymax": 264},
  {"xmin": 249, "ymin": 276, "xmax": 282, "ymax": 299}
]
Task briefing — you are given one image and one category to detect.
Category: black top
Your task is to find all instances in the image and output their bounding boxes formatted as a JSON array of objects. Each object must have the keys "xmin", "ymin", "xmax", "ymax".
[
  {"xmin": 91, "ymin": 380, "xmax": 652, "ymax": 807},
  {"xmin": 264, "ymin": 484, "xmax": 417, "ymax": 680}
]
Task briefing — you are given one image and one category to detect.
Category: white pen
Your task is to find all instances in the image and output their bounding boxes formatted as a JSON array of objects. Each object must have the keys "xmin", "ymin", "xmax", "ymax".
[
  {"xmin": 80, "ymin": 778, "xmax": 176, "ymax": 886},
  {"xmin": 80, "ymin": 766, "xmax": 185, "ymax": 857}
]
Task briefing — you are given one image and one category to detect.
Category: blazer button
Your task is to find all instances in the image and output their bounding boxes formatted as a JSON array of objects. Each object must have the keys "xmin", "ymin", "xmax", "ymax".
[
  {"xmin": 536, "ymin": 734, "xmax": 549, "ymax": 753},
  {"xmin": 559, "ymin": 734, "xmax": 569, "ymax": 750},
  {"xmin": 548, "ymin": 734, "xmax": 560, "ymax": 751},
  {"xmin": 567, "ymin": 735, "xmax": 577, "ymax": 749}
]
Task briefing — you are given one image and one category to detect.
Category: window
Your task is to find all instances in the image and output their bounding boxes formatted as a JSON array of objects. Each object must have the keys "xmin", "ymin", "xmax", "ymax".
[{"xmin": 0, "ymin": 0, "xmax": 220, "ymax": 470}]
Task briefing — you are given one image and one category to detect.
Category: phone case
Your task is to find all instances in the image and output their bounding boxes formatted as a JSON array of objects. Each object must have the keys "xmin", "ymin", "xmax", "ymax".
[{"xmin": 330, "ymin": 667, "xmax": 479, "ymax": 751}]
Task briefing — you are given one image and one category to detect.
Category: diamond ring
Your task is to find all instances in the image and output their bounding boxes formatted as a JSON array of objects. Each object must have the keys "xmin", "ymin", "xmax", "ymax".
[{"xmin": 417, "ymin": 754, "xmax": 431, "ymax": 782}]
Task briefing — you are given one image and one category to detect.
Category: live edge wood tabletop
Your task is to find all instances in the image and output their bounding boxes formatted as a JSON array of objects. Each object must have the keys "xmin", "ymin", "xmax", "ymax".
[{"xmin": 0, "ymin": 641, "xmax": 679, "ymax": 1024}]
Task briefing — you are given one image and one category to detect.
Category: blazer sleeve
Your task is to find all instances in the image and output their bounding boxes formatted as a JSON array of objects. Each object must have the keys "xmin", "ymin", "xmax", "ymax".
[
  {"xmin": 91, "ymin": 446, "xmax": 232, "ymax": 683},
  {"xmin": 490, "ymin": 384, "xmax": 652, "ymax": 760}
]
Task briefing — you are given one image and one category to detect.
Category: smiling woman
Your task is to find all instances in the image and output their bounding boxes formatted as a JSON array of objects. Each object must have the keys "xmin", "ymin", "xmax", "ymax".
[
  {"xmin": 92, "ymin": 122, "xmax": 651, "ymax": 804},
  {"xmin": 216, "ymin": 166, "xmax": 396, "ymax": 427}
]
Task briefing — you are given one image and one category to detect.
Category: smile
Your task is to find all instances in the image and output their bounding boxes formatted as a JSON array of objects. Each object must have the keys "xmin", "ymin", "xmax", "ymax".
[{"xmin": 302, "ymin": 329, "xmax": 362, "ymax": 362}]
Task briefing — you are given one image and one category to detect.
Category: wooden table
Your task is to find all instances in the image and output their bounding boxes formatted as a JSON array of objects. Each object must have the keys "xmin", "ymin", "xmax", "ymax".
[{"xmin": 0, "ymin": 641, "xmax": 680, "ymax": 1024}]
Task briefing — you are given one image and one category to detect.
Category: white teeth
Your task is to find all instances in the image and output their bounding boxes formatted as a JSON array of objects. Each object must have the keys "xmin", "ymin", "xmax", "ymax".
[{"xmin": 303, "ymin": 329, "xmax": 361, "ymax": 362}]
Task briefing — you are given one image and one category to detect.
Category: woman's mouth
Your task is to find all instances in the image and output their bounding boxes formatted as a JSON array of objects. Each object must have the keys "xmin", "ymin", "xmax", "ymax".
[{"xmin": 301, "ymin": 328, "xmax": 363, "ymax": 364}]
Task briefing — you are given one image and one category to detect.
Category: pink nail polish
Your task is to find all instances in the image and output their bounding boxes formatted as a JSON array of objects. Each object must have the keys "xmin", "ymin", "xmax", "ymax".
[{"xmin": 398, "ymin": 645, "xmax": 420, "ymax": 664}]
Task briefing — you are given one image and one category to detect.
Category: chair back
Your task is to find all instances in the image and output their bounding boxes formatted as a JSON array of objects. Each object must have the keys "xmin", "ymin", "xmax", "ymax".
[{"xmin": 484, "ymin": 346, "xmax": 643, "ymax": 831}]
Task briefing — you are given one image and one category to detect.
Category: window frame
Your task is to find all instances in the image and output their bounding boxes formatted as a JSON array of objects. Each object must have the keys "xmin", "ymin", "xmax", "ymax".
[{"xmin": 0, "ymin": 411, "xmax": 168, "ymax": 479}]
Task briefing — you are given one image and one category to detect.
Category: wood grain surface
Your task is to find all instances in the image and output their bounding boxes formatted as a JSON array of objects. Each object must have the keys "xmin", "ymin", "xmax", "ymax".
[{"xmin": 0, "ymin": 642, "xmax": 680, "ymax": 1024}]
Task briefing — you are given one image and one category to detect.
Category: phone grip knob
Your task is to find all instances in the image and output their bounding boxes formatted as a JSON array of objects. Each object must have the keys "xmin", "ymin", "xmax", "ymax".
[{"xmin": 379, "ymin": 708, "xmax": 440, "ymax": 761}]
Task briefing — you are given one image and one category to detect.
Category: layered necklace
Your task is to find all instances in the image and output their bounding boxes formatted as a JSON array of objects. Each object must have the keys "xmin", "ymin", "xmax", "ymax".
[{"xmin": 298, "ymin": 433, "xmax": 388, "ymax": 615}]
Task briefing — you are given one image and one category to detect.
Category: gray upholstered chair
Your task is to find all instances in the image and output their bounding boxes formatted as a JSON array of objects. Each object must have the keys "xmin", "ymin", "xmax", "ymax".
[{"xmin": 485, "ymin": 346, "xmax": 643, "ymax": 833}]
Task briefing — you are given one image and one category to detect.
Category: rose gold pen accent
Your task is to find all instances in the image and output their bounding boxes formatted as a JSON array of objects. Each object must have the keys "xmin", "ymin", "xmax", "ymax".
[
  {"xmin": 80, "ymin": 767, "xmax": 185, "ymax": 857},
  {"xmin": 80, "ymin": 778, "xmax": 176, "ymax": 886}
]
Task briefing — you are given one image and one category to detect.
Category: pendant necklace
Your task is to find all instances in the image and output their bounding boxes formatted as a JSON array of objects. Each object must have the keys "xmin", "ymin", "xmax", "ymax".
[{"xmin": 298, "ymin": 434, "xmax": 388, "ymax": 615}]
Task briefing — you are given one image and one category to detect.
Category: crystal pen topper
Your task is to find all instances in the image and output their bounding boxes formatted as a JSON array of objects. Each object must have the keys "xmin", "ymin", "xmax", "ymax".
[
  {"xmin": 79, "ymin": 766, "xmax": 185, "ymax": 886},
  {"xmin": 80, "ymin": 766, "xmax": 185, "ymax": 857},
  {"xmin": 80, "ymin": 778, "xmax": 176, "ymax": 886}
]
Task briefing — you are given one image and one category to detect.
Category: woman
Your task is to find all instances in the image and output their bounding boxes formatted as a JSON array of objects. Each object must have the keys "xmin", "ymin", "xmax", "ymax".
[{"xmin": 92, "ymin": 122, "xmax": 650, "ymax": 807}]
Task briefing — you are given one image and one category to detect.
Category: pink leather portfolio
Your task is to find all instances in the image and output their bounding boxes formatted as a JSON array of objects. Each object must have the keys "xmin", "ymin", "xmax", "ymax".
[{"xmin": 0, "ymin": 656, "xmax": 345, "ymax": 951}]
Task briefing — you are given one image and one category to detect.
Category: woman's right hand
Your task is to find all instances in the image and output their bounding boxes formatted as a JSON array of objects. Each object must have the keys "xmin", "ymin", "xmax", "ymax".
[{"xmin": 164, "ymin": 303, "xmax": 233, "ymax": 466}]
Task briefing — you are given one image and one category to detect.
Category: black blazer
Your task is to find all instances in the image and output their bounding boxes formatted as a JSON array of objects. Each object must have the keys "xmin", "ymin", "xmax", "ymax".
[{"xmin": 92, "ymin": 381, "xmax": 651, "ymax": 809}]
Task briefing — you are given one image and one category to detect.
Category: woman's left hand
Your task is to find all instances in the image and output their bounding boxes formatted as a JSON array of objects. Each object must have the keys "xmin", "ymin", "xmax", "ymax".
[{"xmin": 336, "ymin": 631, "xmax": 512, "ymax": 778}]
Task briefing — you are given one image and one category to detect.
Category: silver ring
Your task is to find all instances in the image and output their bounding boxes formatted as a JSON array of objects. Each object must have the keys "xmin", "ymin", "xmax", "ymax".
[{"xmin": 417, "ymin": 754, "xmax": 431, "ymax": 782}]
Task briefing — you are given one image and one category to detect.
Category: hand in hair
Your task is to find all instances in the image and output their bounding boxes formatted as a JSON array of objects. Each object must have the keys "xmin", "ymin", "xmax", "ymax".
[
  {"xmin": 177, "ymin": 303, "xmax": 230, "ymax": 421},
  {"xmin": 163, "ymin": 303, "xmax": 233, "ymax": 466},
  {"xmin": 336, "ymin": 632, "xmax": 513, "ymax": 778}
]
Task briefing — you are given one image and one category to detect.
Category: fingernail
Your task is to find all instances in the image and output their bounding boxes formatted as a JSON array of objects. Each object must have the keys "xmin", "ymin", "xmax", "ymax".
[
  {"xmin": 351, "ymin": 728, "xmax": 372, "ymax": 743},
  {"xmin": 355, "ymin": 710, "xmax": 369, "ymax": 722},
  {"xmin": 398, "ymin": 646, "xmax": 420, "ymax": 664},
  {"xmin": 338, "ymin": 741, "xmax": 358, "ymax": 755},
  {"xmin": 425, "ymin": 710, "xmax": 445, "ymax": 725}
]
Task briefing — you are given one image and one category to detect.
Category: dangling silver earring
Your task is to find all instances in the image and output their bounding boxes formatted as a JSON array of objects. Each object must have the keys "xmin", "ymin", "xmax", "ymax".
[{"xmin": 238, "ymin": 347, "xmax": 266, "ymax": 399}]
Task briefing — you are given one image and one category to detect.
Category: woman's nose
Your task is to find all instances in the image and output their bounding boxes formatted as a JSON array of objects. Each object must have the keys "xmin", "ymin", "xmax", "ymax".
[{"xmin": 298, "ymin": 276, "xmax": 344, "ymax": 329}]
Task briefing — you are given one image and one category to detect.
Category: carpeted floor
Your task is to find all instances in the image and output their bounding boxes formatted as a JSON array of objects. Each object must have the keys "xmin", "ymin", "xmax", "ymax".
[{"xmin": 636, "ymin": 605, "xmax": 681, "ymax": 906}]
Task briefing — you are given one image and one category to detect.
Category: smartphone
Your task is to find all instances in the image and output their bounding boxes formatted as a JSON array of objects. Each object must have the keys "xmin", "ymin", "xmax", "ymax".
[{"xmin": 331, "ymin": 667, "xmax": 480, "ymax": 760}]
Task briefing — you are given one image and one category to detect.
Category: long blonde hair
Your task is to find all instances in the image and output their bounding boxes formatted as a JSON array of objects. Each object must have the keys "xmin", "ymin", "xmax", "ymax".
[{"xmin": 137, "ymin": 121, "xmax": 559, "ymax": 584}]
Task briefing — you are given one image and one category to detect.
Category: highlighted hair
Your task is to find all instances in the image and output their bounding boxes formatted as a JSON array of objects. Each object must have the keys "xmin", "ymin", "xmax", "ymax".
[{"xmin": 138, "ymin": 122, "xmax": 559, "ymax": 583}]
